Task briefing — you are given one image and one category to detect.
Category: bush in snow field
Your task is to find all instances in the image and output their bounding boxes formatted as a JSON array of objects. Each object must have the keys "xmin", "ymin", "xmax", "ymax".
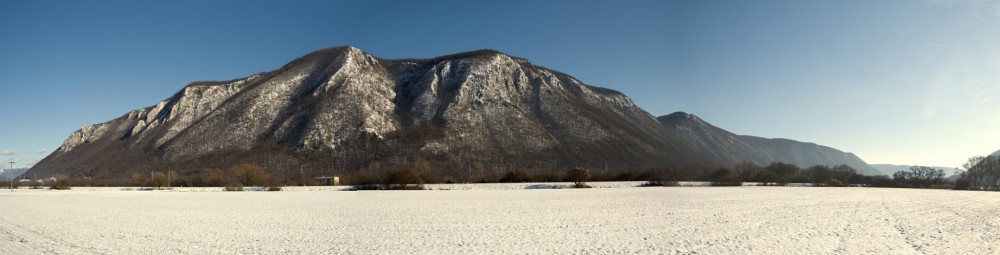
[
  {"xmin": 264, "ymin": 178, "xmax": 283, "ymax": 191},
  {"xmin": 50, "ymin": 177, "xmax": 72, "ymax": 190},
  {"xmin": 386, "ymin": 168, "xmax": 424, "ymax": 190},
  {"xmin": 224, "ymin": 182, "xmax": 243, "ymax": 192},
  {"xmin": 709, "ymin": 167, "xmax": 742, "ymax": 186},
  {"xmin": 230, "ymin": 163, "xmax": 272, "ymax": 187},
  {"xmin": 641, "ymin": 179, "xmax": 677, "ymax": 187},
  {"xmin": 566, "ymin": 168, "xmax": 592, "ymax": 188},
  {"xmin": 499, "ymin": 169, "xmax": 532, "ymax": 183}
]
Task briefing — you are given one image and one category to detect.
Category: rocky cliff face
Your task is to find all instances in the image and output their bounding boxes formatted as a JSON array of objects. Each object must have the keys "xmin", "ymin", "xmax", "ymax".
[
  {"xmin": 32, "ymin": 47, "xmax": 710, "ymax": 179},
  {"xmin": 658, "ymin": 112, "xmax": 881, "ymax": 175}
]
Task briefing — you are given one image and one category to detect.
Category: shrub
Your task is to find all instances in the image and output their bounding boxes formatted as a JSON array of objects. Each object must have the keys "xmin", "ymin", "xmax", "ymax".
[
  {"xmin": 612, "ymin": 171, "xmax": 635, "ymax": 181},
  {"xmin": 133, "ymin": 173, "xmax": 149, "ymax": 187},
  {"xmin": 50, "ymin": 178, "xmax": 72, "ymax": 190},
  {"xmin": 765, "ymin": 162, "xmax": 799, "ymax": 185},
  {"xmin": 351, "ymin": 184, "xmax": 386, "ymax": 190},
  {"xmin": 709, "ymin": 167, "xmax": 743, "ymax": 186},
  {"xmin": 4, "ymin": 180, "xmax": 19, "ymax": 189},
  {"xmin": 198, "ymin": 168, "xmax": 224, "ymax": 187},
  {"xmin": 224, "ymin": 182, "xmax": 243, "ymax": 192},
  {"xmin": 651, "ymin": 167, "xmax": 692, "ymax": 185},
  {"xmin": 352, "ymin": 168, "xmax": 381, "ymax": 186},
  {"xmin": 230, "ymin": 163, "xmax": 271, "ymax": 187},
  {"xmin": 954, "ymin": 176, "xmax": 970, "ymax": 190},
  {"xmin": 418, "ymin": 169, "xmax": 443, "ymax": 184},
  {"xmin": 642, "ymin": 174, "xmax": 678, "ymax": 187},
  {"xmin": 566, "ymin": 168, "xmax": 591, "ymax": 188},
  {"xmin": 29, "ymin": 180, "xmax": 43, "ymax": 189},
  {"xmin": 151, "ymin": 172, "xmax": 168, "ymax": 189},
  {"xmin": 263, "ymin": 178, "xmax": 283, "ymax": 192},
  {"xmin": 386, "ymin": 168, "xmax": 423, "ymax": 190},
  {"xmin": 499, "ymin": 170, "xmax": 532, "ymax": 183},
  {"xmin": 640, "ymin": 181, "xmax": 661, "ymax": 187}
]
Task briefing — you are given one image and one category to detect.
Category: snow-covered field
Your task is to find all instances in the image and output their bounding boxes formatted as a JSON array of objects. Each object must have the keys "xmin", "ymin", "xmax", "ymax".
[{"xmin": 1, "ymin": 186, "xmax": 998, "ymax": 254}]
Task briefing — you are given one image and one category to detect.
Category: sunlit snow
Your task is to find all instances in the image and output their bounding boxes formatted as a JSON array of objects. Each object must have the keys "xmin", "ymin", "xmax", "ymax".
[{"xmin": 1, "ymin": 186, "xmax": 997, "ymax": 254}]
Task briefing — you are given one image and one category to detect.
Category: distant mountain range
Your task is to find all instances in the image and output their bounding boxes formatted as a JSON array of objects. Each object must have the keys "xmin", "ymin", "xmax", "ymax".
[
  {"xmin": 657, "ymin": 112, "xmax": 881, "ymax": 176},
  {"xmin": 30, "ymin": 46, "xmax": 879, "ymax": 179},
  {"xmin": 870, "ymin": 164, "xmax": 959, "ymax": 176},
  {"xmin": 1, "ymin": 168, "xmax": 30, "ymax": 180},
  {"xmin": 991, "ymin": 149, "xmax": 1000, "ymax": 157}
]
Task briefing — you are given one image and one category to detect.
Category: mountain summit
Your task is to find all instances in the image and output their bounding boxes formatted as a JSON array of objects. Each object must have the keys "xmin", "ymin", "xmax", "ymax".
[{"xmin": 31, "ymin": 46, "xmax": 709, "ymax": 179}]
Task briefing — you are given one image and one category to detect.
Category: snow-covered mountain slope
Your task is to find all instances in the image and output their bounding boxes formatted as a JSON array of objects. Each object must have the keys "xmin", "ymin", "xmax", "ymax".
[
  {"xmin": 658, "ymin": 112, "xmax": 881, "ymax": 175},
  {"xmin": 30, "ymin": 46, "xmax": 712, "ymax": 179}
]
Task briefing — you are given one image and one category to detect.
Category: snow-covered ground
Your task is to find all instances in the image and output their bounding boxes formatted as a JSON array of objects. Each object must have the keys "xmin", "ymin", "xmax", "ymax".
[{"xmin": 1, "ymin": 186, "xmax": 998, "ymax": 254}]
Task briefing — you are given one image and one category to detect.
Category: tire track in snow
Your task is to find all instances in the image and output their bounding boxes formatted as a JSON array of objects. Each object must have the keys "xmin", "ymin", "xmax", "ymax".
[
  {"xmin": 879, "ymin": 192, "xmax": 926, "ymax": 254},
  {"xmin": 0, "ymin": 216, "xmax": 102, "ymax": 255},
  {"xmin": 829, "ymin": 193, "xmax": 866, "ymax": 254},
  {"xmin": 927, "ymin": 192, "xmax": 1000, "ymax": 255}
]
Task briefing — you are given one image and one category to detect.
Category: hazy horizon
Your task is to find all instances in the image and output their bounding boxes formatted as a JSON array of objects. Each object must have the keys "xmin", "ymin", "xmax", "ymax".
[{"xmin": 2, "ymin": 0, "xmax": 999, "ymax": 169}]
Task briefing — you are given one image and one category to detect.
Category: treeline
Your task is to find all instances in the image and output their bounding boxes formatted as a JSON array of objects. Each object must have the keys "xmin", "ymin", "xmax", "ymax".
[
  {"xmin": 6, "ymin": 160, "xmax": 939, "ymax": 189},
  {"xmin": 955, "ymin": 155, "xmax": 1000, "ymax": 191},
  {"xmin": 350, "ymin": 166, "xmax": 598, "ymax": 190},
  {"xmin": 11, "ymin": 163, "xmax": 310, "ymax": 190},
  {"xmin": 128, "ymin": 163, "xmax": 286, "ymax": 191},
  {"xmin": 23, "ymin": 156, "xmax": 1000, "ymax": 192},
  {"xmin": 344, "ymin": 160, "xmax": 901, "ymax": 188},
  {"xmin": 643, "ymin": 162, "xmax": 951, "ymax": 189},
  {"xmin": 646, "ymin": 162, "xmax": 879, "ymax": 187}
]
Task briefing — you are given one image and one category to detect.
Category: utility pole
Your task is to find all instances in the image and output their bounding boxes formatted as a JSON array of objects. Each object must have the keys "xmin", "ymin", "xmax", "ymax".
[
  {"xmin": 166, "ymin": 164, "xmax": 172, "ymax": 189},
  {"xmin": 8, "ymin": 159, "xmax": 14, "ymax": 191}
]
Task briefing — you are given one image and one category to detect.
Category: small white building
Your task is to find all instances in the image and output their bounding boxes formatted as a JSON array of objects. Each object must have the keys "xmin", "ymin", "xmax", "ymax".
[{"xmin": 314, "ymin": 176, "xmax": 340, "ymax": 186}]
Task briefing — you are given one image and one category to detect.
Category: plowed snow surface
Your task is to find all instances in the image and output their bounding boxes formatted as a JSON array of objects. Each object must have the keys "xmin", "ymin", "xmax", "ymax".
[{"xmin": 1, "ymin": 187, "xmax": 998, "ymax": 254}]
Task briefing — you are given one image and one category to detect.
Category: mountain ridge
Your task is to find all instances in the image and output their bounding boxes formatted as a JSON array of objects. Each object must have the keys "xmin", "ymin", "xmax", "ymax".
[
  {"xmin": 32, "ymin": 46, "xmax": 712, "ymax": 180},
  {"xmin": 657, "ymin": 111, "xmax": 880, "ymax": 175},
  {"xmin": 31, "ymin": 46, "xmax": 877, "ymax": 181}
]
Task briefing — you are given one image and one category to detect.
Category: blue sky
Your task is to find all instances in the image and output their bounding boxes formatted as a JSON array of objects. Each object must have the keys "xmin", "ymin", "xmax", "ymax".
[{"xmin": 1, "ymin": 0, "xmax": 998, "ymax": 169}]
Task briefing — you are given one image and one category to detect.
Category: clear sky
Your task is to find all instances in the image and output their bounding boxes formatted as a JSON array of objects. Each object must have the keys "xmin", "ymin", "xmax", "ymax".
[{"xmin": 1, "ymin": 0, "xmax": 998, "ymax": 169}]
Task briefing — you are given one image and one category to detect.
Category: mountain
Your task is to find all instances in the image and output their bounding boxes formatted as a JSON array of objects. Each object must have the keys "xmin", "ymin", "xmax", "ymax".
[
  {"xmin": 990, "ymin": 149, "xmax": 1000, "ymax": 157},
  {"xmin": 30, "ymin": 46, "xmax": 713, "ymax": 180},
  {"xmin": 870, "ymin": 164, "xmax": 958, "ymax": 177},
  {"xmin": 657, "ymin": 112, "xmax": 881, "ymax": 175},
  {"xmin": 1, "ymin": 168, "xmax": 30, "ymax": 180}
]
